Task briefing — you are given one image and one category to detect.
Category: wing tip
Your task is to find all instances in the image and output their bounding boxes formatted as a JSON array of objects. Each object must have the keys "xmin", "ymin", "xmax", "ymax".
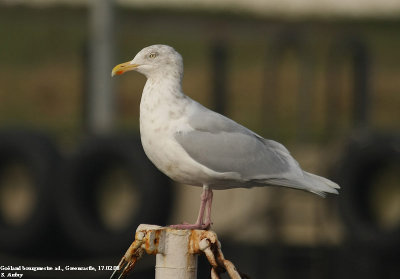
[{"xmin": 304, "ymin": 172, "xmax": 340, "ymax": 197}]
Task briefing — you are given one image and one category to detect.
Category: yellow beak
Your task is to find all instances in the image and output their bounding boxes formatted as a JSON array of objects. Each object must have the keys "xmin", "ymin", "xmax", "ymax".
[{"xmin": 111, "ymin": 61, "xmax": 139, "ymax": 77}]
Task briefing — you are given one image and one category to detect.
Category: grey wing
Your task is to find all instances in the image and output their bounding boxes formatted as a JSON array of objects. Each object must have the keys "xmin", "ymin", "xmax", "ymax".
[{"xmin": 175, "ymin": 106, "xmax": 299, "ymax": 179}]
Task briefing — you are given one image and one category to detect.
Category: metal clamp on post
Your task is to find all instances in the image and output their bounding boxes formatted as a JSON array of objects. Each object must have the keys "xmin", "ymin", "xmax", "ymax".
[
  {"xmin": 110, "ymin": 224, "xmax": 246, "ymax": 279},
  {"xmin": 110, "ymin": 229, "xmax": 146, "ymax": 279}
]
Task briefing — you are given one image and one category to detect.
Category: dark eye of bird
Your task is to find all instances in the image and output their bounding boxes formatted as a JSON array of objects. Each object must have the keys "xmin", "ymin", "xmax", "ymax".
[{"xmin": 149, "ymin": 52, "xmax": 157, "ymax": 59}]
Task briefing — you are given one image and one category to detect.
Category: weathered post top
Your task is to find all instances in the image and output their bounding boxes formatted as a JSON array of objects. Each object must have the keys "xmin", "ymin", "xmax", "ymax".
[{"xmin": 110, "ymin": 224, "xmax": 244, "ymax": 279}]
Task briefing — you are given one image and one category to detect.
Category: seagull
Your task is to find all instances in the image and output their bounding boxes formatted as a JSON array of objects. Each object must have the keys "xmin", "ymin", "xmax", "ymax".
[{"xmin": 111, "ymin": 44, "xmax": 339, "ymax": 230}]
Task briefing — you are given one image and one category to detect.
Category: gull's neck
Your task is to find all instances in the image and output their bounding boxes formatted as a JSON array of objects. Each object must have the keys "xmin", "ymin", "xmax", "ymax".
[
  {"xmin": 145, "ymin": 75, "xmax": 184, "ymax": 99},
  {"xmin": 140, "ymin": 67, "xmax": 189, "ymax": 104},
  {"xmin": 140, "ymin": 72, "xmax": 190, "ymax": 123}
]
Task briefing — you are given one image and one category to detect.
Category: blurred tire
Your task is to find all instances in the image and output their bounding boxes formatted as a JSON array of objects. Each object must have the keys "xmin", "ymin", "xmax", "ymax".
[
  {"xmin": 337, "ymin": 133, "xmax": 400, "ymax": 249},
  {"xmin": 59, "ymin": 134, "xmax": 172, "ymax": 256},
  {"xmin": 0, "ymin": 129, "xmax": 61, "ymax": 255}
]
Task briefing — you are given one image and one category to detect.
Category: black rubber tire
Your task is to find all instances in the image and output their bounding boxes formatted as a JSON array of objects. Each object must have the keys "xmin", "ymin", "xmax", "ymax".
[
  {"xmin": 58, "ymin": 134, "xmax": 172, "ymax": 256},
  {"xmin": 336, "ymin": 133, "xmax": 400, "ymax": 250},
  {"xmin": 0, "ymin": 129, "xmax": 61, "ymax": 255}
]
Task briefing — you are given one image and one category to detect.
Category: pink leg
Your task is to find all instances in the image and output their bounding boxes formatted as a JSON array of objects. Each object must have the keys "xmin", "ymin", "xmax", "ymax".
[
  {"xmin": 194, "ymin": 187, "xmax": 209, "ymax": 225},
  {"xmin": 203, "ymin": 189, "xmax": 213, "ymax": 228},
  {"xmin": 170, "ymin": 185, "xmax": 213, "ymax": 230}
]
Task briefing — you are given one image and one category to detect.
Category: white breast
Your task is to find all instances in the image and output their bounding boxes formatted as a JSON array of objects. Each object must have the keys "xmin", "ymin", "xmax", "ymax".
[{"xmin": 139, "ymin": 81, "xmax": 213, "ymax": 186}]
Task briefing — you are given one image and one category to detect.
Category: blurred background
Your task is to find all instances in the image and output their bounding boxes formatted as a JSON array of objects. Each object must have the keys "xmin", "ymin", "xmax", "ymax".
[{"xmin": 0, "ymin": 0, "xmax": 399, "ymax": 278}]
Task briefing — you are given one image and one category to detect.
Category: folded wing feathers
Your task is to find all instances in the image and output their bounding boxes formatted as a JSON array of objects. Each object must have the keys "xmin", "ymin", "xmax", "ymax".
[{"xmin": 256, "ymin": 171, "xmax": 340, "ymax": 197}]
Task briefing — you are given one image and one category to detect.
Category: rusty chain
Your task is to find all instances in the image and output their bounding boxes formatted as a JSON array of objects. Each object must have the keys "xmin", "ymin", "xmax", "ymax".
[{"xmin": 198, "ymin": 231, "xmax": 249, "ymax": 279}]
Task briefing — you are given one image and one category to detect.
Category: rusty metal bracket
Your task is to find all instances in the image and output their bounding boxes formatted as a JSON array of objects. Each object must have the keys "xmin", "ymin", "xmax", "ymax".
[
  {"xmin": 110, "ymin": 230, "xmax": 146, "ymax": 279},
  {"xmin": 110, "ymin": 224, "xmax": 247, "ymax": 279}
]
